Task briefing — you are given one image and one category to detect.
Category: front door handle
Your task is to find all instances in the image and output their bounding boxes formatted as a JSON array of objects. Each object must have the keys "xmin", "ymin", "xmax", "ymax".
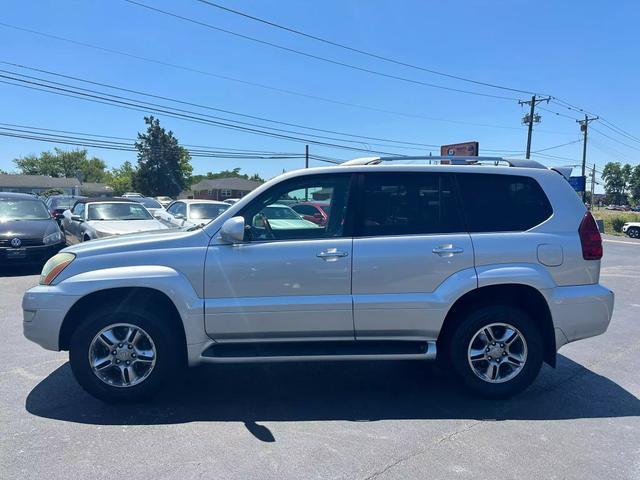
[
  {"xmin": 317, "ymin": 248, "xmax": 349, "ymax": 261},
  {"xmin": 432, "ymin": 245, "xmax": 464, "ymax": 256}
]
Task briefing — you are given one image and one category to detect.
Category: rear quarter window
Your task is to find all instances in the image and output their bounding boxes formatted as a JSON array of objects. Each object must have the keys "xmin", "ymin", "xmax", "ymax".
[{"xmin": 457, "ymin": 173, "xmax": 553, "ymax": 232}]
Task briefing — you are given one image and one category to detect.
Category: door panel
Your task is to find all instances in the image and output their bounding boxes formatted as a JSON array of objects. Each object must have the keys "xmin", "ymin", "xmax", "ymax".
[
  {"xmin": 204, "ymin": 239, "xmax": 353, "ymax": 341},
  {"xmin": 352, "ymin": 234, "xmax": 474, "ymax": 339}
]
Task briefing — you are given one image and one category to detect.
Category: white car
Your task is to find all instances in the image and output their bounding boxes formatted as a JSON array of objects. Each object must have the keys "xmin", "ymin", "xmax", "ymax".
[
  {"xmin": 61, "ymin": 198, "xmax": 168, "ymax": 243},
  {"xmin": 23, "ymin": 156, "xmax": 614, "ymax": 402},
  {"xmin": 158, "ymin": 199, "xmax": 230, "ymax": 228},
  {"xmin": 622, "ymin": 222, "xmax": 640, "ymax": 238},
  {"xmin": 223, "ymin": 198, "xmax": 240, "ymax": 205}
]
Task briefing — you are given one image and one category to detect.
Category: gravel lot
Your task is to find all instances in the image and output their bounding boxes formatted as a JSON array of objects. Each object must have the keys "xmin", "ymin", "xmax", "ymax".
[{"xmin": 1, "ymin": 235, "xmax": 639, "ymax": 479}]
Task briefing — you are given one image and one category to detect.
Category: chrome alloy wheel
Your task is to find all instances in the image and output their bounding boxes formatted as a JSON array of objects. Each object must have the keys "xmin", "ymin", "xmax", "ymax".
[
  {"xmin": 88, "ymin": 323, "xmax": 157, "ymax": 388},
  {"xmin": 467, "ymin": 322, "xmax": 528, "ymax": 384}
]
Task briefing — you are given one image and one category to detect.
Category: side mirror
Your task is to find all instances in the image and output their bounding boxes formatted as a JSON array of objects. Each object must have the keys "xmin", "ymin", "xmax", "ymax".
[
  {"xmin": 71, "ymin": 214, "xmax": 83, "ymax": 222},
  {"xmin": 220, "ymin": 216, "xmax": 245, "ymax": 244},
  {"xmin": 174, "ymin": 213, "xmax": 185, "ymax": 220}
]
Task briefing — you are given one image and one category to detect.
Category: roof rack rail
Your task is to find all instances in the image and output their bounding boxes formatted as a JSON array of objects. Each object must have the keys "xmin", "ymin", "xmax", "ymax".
[{"xmin": 341, "ymin": 155, "xmax": 547, "ymax": 169}]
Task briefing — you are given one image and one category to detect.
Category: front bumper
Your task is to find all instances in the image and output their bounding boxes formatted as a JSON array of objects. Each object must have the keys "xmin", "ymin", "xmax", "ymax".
[
  {"xmin": 1, "ymin": 242, "xmax": 64, "ymax": 264},
  {"xmin": 548, "ymin": 283, "xmax": 614, "ymax": 350},
  {"xmin": 22, "ymin": 285, "xmax": 81, "ymax": 351}
]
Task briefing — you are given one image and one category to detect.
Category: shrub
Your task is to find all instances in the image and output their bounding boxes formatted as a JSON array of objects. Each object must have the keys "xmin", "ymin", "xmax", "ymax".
[{"xmin": 611, "ymin": 217, "xmax": 626, "ymax": 233}]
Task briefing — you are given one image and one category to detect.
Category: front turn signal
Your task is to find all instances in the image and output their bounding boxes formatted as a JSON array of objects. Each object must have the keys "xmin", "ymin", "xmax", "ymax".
[{"xmin": 40, "ymin": 253, "xmax": 75, "ymax": 285}]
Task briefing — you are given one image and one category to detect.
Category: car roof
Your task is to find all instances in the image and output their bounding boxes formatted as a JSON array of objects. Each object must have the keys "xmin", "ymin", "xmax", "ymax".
[
  {"xmin": 0, "ymin": 192, "xmax": 43, "ymax": 200},
  {"xmin": 176, "ymin": 199, "xmax": 229, "ymax": 205},
  {"xmin": 74, "ymin": 197, "xmax": 139, "ymax": 205}
]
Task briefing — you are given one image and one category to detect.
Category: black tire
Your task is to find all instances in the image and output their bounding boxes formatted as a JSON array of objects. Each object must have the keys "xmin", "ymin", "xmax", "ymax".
[
  {"xmin": 69, "ymin": 305, "xmax": 182, "ymax": 403},
  {"xmin": 449, "ymin": 305, "xmax": 543, "ymax": 398},
  {"xmin": 628, "ymin": 227, "xmax": 640, "ymax": 239}
]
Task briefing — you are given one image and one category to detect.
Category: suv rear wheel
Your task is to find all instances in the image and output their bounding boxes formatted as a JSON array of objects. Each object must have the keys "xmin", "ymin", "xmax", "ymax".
[
  {"xmin": 627, "ymin": 227, "xmax": 640, "ymax": 238},
  {"xmin": 69, "ymin": 305, "xmax": 180, "ymax": 403},
  {"xmin": 449, "ymin": 305, "xmax": 543, "ymax": 398}
]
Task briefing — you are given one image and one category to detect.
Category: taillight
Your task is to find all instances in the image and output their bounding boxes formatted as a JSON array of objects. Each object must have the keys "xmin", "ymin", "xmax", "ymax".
[{"xmin": 578, "ymin": 211, "xmax": 602, "ymax": 260}]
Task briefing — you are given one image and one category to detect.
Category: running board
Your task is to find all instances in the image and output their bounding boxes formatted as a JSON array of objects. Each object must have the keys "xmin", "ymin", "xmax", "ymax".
[{"xmin": 200, "ymin": 340, "xmax": 436, "ymax": 363}]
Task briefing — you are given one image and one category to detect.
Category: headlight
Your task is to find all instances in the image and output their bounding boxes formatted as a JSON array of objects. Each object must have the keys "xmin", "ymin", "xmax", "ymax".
[
  {"xmin": 40, "ymin": 253, "xmax": 75, "ymax": 285},
  {"xmin": 43, "ymin": 231, "xmax": 63, "ymax": 245}
]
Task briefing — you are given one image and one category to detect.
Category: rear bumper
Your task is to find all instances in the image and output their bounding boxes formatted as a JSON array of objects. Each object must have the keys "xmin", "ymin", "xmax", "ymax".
[{"xmin": 548, "ymin": 283, "xmax": 614, "ymax": 350}]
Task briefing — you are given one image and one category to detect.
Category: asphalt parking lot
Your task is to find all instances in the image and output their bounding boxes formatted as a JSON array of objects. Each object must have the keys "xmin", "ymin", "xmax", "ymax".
[{"xmin": 1, "ymin": 235, "xmax": 639, "ymax": 480}]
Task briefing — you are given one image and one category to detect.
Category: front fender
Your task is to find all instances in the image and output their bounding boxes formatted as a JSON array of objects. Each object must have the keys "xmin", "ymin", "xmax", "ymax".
[{"xmin": 59, "ymin": 265, "xmax": 207, "ymax": 345}]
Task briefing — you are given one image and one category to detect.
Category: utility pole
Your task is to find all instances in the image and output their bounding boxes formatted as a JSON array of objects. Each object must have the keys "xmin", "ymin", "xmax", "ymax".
[
  {"xmin": 577, "ymin": 115, "xmax": 598, "ymax": 202},
  {"xmin": 590, "ymin": 163, "xmax": 596, "ymax": 209},
  {"xmin": 518, "ymin": 95, "xmax": 551, "ymax": 159},
  {"xmin": 305, "ymin": 144, "xmax": 309, "ymax": 169}
]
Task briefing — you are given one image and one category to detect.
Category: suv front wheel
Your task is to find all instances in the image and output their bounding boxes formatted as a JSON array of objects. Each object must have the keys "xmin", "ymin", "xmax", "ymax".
[
  {"xmin": 69, "ymin": 306, "xmax": 180, "ymax": 403},
  {"xmin": 449, "ymin": 305, "xmax": 543, "ymax": 398}
]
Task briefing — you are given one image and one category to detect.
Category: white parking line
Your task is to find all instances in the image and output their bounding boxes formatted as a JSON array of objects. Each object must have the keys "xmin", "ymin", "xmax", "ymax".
[{"xmin": 603, "ymin": 238, "xmax": 640, "ymax": 246}]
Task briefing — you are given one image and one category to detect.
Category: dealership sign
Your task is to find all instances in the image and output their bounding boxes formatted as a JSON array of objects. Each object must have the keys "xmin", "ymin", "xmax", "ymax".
[{"xmin": 440, "ymin": 141, "xmax": 479, "ymax": 157}]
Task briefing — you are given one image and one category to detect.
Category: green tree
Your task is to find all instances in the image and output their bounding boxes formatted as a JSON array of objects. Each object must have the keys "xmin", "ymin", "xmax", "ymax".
[
  {"xmin": 629, "ymin": 165, "xmax": 640, "ymax": 205},
  {"xmin": 132, "ymin": 117, "xmax": 192, "ymax": 197},
  {"xmin": 13, "ymin": 148, "xmax": 107, "ymax": 182},
  {"xmin": 105, "ymin": 161, "xmax": 136, "ymax": 196},
  {"xmin": 602, "ymin": 162, "xmax": 628, "ymax": 205},
  {"xmin": 190, "ymin": 168, "xmax": 264, "ymax": 185}
]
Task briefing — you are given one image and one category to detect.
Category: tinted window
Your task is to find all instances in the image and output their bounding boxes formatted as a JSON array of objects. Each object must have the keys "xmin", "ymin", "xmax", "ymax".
[
  {"xmin": 292, "ymin": 204, "xmax": 318, "ymax": 216},
  {"xmin": 240, "ymin": 174, "xmax": 351, "ymax": 241},
  {"xmin": 457, "ymin": 173, "xmax": 552, "ymax": 232},
  {"xmin": 358, "ymin": 173, "xmax": 464, "ymax": 236}
]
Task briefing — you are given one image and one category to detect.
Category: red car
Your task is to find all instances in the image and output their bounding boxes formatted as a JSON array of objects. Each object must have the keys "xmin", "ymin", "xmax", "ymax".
[{"xmin": 291, "ymin": 202, "xmax": 329, "ymax": 226}]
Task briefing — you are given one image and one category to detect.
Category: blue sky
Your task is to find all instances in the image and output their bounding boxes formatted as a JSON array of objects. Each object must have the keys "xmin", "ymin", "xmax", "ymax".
[{"xmin": 1, "ymin": 0, "xmax": 638, "ymax": 186}]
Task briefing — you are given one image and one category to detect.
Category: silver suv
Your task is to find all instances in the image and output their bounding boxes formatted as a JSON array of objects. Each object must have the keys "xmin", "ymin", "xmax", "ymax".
[{"xmin": 22, "ymin": 157, "xmax": 614, "ymax": 402}]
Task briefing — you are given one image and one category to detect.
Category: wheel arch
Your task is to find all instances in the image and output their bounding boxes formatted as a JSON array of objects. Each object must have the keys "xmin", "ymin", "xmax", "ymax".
[
  {"xmin": 59, "ymin": 287, "xmax": 188, "ymax": 365},
  {"xmin": 437, "ymin": 283, "xmax": 556, "ymax": 367}
]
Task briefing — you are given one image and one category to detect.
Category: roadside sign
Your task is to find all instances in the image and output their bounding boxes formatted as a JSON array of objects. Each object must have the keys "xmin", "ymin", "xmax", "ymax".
[
  {"xmin": 440, "ymin": 141, "xmax": 479, "ymax": 157},
  {"xmin": 568, "ymin": 176, "xmax": 586, "ymax": 192}
]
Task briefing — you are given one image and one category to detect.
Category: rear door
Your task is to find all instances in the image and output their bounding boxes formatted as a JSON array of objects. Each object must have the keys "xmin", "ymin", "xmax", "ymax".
[{"xmin": 352, "ymin": 172, "xmax": 475, "ymax": 340}]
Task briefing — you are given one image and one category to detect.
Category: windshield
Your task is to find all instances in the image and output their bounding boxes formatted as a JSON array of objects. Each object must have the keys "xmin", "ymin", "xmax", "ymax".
[
  {"xmin": 137, "ymin": 197, "xmax": 162, "ymax": 208},
  {"xmin": 0, "ymin": 199, "xmax": 51, "ymax": 221},
  {"xmin": 190, "ymin": 203, "xmax": 229, "ymax": 220},
  {"xmin": 263, "ymin": 205, "xmax": 302, "ymax": 220},
  {"xmin": 87, "ymin": 202, "xmax": 152, "ymax": 220}
]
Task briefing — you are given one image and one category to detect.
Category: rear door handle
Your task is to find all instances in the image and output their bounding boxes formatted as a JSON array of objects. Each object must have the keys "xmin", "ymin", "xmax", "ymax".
[
  {"xmin": 432, "ymin": 245, "xmax": 464, "ymax": 256},
  {"xmin": 317, "ymin": 248, "xmax": 349, "ymax": 261}
]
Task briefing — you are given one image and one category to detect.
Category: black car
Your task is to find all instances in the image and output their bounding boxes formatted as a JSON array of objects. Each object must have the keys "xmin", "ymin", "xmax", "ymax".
[
  {"xmin": 44, "ymin": 195, "xmax": 86, "ymax": 224},
  {"xmin": 0, "ymin": 192, "xmax": 66, "ymax": 264}
]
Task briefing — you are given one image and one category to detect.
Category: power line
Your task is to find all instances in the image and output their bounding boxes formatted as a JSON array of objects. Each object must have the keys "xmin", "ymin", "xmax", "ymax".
[
  {"xmin": 590, "ymin": 126, "xmax": 640, "ymax": 153},
  {"xmin": 0, "ymin": 61, "xmax": 442, "ymax": 150},
  {"xmin": 124, "ymin": 0, "xmax": 518, "ymax": 101},
  {"xmin": 194, "ymin": 0, "xmax": 539, "ymax": 96},
  {"xmin": 0, "ymin": 75, "xmax": 408, "ymax": 156},
  {"xmin": 0, "ymin": 22, "xmax": 576, "ymax": 135}
]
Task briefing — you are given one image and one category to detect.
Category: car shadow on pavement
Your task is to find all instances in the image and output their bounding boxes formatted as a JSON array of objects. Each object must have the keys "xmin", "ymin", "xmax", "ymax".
[{"xmin": 25, "ymin": 353, "xmax": 640, "ymax": 441}]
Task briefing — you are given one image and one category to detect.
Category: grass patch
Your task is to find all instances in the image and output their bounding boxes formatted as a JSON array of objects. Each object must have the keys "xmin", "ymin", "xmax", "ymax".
[{"xmin": 592, "ymin": 208, "xmax": 640, "ymax": 236}]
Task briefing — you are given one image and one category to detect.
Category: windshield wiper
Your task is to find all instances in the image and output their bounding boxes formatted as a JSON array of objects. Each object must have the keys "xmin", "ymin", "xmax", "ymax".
[{"xmin": 186, "ymin": 222, "xmax": 206, "ymax": 231}]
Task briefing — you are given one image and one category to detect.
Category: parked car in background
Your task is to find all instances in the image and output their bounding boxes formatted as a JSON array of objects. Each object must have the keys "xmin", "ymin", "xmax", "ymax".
[
  {"xmin": 291, "ymin": 202, "xmax": 330, "ymax": 226},
  {"xmin": 61, "ymin": 197, "xmax": 167, "ymax": 243},
  {"xmin": 622, "ymin": 222, "xmax": 640, "ymax": 238},
  {"xmin": 44, "ymin": 195, "xmax": 86, "ymax": 224},
  {"xmin": 122, "ymin": 192, "xmax": 144, "ymax": 199},
  {"xmin": 158, "ymin": 199, "xmax": 229, "ymax": 228},
  {"xmin": 155, "ymin": 196, "xmax": 173, "ymax": 208},
  {"xmin": 223, "ymin": 198, "xmax": 240, "ymax": 205},
  {"xmin": 22, "ymin": 158, "xmax": 614, "ymax": 403},
  {"xmin": 0, "ymin": 192, "xmax": 65, "ymax": 264},
  {"xmin": 131, "ymin": 197, "xmax": 165, "ymax": 217},
  {"xmin": 256, "ymin": 204, "xmax": 322, "ymax": 231}
]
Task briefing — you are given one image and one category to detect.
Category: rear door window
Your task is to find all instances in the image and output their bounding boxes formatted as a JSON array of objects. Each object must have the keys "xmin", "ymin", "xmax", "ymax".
[
  {"xmin": 357, "ymin": 172, "xmax": 465, "ymax": 236},
  {"xmin": 456, "ymin": 173, "xmax": 553, "ymax": 232}
]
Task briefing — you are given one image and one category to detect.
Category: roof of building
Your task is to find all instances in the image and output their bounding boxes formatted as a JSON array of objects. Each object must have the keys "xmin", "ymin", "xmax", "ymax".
[
  {"xmin": 0, "ymin": 174, "xmax": 79, "ymax": 188},
  {"xmin": 190, "ymin": 177, "xmax": 262, "ymax": 192}
]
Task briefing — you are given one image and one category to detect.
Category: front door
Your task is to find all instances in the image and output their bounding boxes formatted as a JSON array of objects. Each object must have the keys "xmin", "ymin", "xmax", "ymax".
[
  {"xmin": 204, "ymin": 173, "xmax": 355, "ymax": 341},
  {"xmin": 351, "ymin": 172, "xmax": 475, "ymax": 340}
]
